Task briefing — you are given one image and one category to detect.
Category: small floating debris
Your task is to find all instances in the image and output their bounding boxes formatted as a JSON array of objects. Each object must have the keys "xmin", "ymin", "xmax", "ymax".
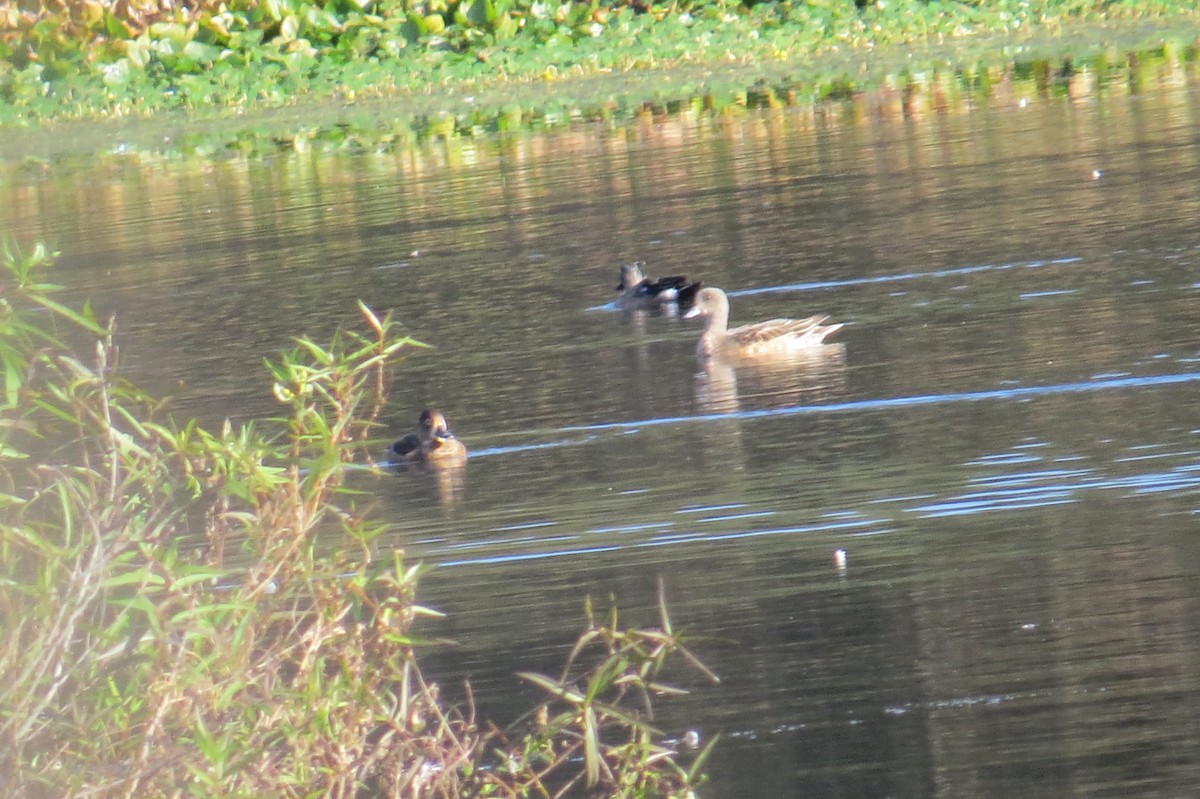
[
  {"xmin": 834, "ymin": 548, "xmax": 848, "ymax": 575},
  {"xmin": 670, "ymin": 729, "xmax": 701, "ymax": 751}
]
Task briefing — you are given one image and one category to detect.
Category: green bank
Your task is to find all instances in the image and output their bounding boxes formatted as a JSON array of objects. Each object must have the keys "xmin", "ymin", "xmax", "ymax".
[{"xmin": 1, "ymin": 0, "xmax": 1198, "ymax": 157}]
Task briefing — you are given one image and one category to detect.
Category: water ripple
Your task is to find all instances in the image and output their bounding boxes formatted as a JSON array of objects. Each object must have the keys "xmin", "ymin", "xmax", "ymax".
[
  {"xmin": 733, "ymin": 256, "xmax": 1083, "ymax": 296},
  {"xmin": 470, "ymin": 435, "xmax": 599, "ymax": 458},
  {"xmin": 424, "ymin": 368, "xmax": 1200, "ymax": 567},
  {"xmin": 910, "ymin": 445, "xmax": 1200, "ymax": 518},
  {"xmin": 440, "ymin": 545, "xmax": 623, "ymax": 568},
  {"xmin": 432, "ymin": 514, "xmax": 890, "ymax": 568},
  {"xmin": 431, "ymin": 429, "xmax": 1200, "ymax": 567},
  {"xmin": 560, "ymin": 371, "xmax": 1200, "ymax": 432}
]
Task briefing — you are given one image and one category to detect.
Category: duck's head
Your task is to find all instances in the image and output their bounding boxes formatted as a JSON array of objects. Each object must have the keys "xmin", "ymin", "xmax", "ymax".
[
  {"xmin": 683, "ymin": 287, "xmax": 727, "ymax": 320},
  {"xmin": 616, "ymin": 261, "xmax": 647, "ymax": 291},
  {"xmin": 418, "ymin": 408, "xmax": 455, "ymax": 443}
]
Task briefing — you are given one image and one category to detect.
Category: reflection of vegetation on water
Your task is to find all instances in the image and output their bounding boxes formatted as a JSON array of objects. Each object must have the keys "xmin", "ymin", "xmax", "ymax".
[
  {"xmin": 0, "ymin": 241, "xmax": 717, "ymax": 796},
  {"xmin": 1, "ymin": 34, "xmax": 1196, "ymax": 179}
]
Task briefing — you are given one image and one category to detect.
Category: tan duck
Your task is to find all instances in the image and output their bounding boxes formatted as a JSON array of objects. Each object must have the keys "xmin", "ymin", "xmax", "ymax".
[
  {"xmin": 391, "ymin": 409, "xmax": 467, "ymax": 464},
  {"xmin": 615, "ymin": 262, "xmax": 701, "ymax": 311},
  {"xmin": 683, "ymin": 287, "xmax": 844, "ymax": 360}
]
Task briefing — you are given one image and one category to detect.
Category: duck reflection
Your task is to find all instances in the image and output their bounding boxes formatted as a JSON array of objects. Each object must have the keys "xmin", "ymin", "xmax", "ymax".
[
  {"xmin": 390, "ymin": 454, "xmax": 468, "ymax": 510},
  {"xmin": 695, "ymin": 358, "xmax": 742, "ymax": 416},
  {"xmin": 426, "ymin": 459, "xmax": 467, "ymax": 510},
  {"xmin": 695, "ymin": 344, "xmax": 847, "ymax": 416},
  {"xmin": 691, "ymin": 344, "xmax": 847, "ymax": 470}
]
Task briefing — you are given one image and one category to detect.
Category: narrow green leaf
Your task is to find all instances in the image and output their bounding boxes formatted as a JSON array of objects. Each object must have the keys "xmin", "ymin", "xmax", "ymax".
[
  {"xmin": 517, "ymin": 671, "xmax": 586, "ymax": 704},
  {"xmin": 646, "ymin": 681, "xmax": 689, "ymax": 696},
  {"xmin": 583, "ymin": 705, "xmax": 600, "ymax": 787},
  {"xmin": 32, "ymin": 295, "xmax": 108, "ymax": 336},
  {"xmin": 3, "ymin": 357, "xmax": 20, "ymax": 408},
  {"xmin": 585, "ymin": 653, "xmax": 628, "ymax": 702},
  {"xmin": 357, "ymin": 301, "xmax": 383, "ymax": 335},
  {"xmin": 686, "ymin": 732, "xmax": 721, "ymax": 781},
  {"xmin": 103, "ymin": 570, "xmax": 164, "ymax": 589},
  {"xmin": 589, "ymin": 698, "xmax": 663, "ymax": 736},
  {"xmin": 677, "ymin": 641, "xmax": 721, "ymax": 683},
  {"xmin": 293, "ymin": 337, "xmax": 334, "ymax": 365}
]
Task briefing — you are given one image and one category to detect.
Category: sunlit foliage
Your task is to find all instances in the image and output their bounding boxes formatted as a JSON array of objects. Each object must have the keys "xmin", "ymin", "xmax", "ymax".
[{"xmin": 2, "ymin": 0, "xmax": 1196, "ymax": 122}]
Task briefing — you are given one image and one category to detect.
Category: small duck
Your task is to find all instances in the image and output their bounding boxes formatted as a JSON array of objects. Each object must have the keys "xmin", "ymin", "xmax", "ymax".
[
  {"xmin": 683, "ymin": 287, "xmax": 843, "ymax": 360},
  {"xmin": 615, "ymin": 262, "xmax": 701, "ymax": 311},
  {"xmin": 391, "ymin": 409, "xmax": 467, "ymax": 464}
]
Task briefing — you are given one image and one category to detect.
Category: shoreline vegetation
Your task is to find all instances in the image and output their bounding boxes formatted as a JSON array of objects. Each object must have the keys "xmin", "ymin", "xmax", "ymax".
[
  {"xmin": 0, "ymin": 1, "xmax": 1197, "ymax": 160},
  {"xmin": 0, "ymin": 241, "xmax": 719, "ymax": 797}
]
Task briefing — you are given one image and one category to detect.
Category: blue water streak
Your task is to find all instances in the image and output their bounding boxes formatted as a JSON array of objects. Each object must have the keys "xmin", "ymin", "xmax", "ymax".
[
  {"xmin": 561, "ymin": 372, "xmax": 1200, "ymax": 432},
  {"xmin": 733, "ymin": 257, "xmax": 1082, "ymax": 297}
]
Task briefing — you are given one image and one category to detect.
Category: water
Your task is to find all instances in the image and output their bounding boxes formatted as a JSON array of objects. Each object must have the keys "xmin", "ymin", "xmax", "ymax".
[{"xmin": 6, "ymin": 72, "xmax": 1200, "ymax": 796}]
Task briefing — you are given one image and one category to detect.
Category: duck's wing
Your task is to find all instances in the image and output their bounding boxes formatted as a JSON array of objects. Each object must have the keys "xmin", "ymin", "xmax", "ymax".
[
  {"xmin": 675, "ymin": 281, "xmax": 702, "ymax": 310},
  {"xmin": 615, "ymin": 283, "xmax": 655, "ymax": 308},
  {"xmin": 390, "ymin": 432, "xmax": 422, "ymax": 459},
  {"xmin": 729, "ymin": 314, "xmax": 842, "ymax": 348},
  {"xmin": 639, "ymin": 274, "xmax": 694, "ymax": 303},
  {"xmin": 618, "ymin": 275, "xmax": 692, "ymax": 308},
  {"xmin": 780, "ymin": 314, "xmax": 843, "ymax": 342},
  {"xmin": 644, "ymin": 274, "xmax": 688, "ymax": 293}
]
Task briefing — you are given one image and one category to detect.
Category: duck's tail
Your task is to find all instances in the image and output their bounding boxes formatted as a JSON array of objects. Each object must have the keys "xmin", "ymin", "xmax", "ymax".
[{"xmin": 815, "ymin": 319, "xmax": 844, "ymax": 342}]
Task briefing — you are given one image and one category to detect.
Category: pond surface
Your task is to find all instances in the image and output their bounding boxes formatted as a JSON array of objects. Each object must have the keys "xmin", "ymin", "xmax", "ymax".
[{"xmin": 7, "ymin": 66, "xmax": 1200, "ymax": 796}]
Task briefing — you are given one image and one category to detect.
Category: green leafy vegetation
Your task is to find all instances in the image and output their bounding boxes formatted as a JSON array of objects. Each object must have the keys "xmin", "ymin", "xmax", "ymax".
[
  {"xmin": 0, "ymin": 30, "xmax": 1194, "ymax": 170},
  {"xmin": 1, "ymin": 0, "xmax": 1197, "ymax": 130},
  {"xmin": 0, "ymin": 239, "xmax": 716, "ymax": 797}
]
